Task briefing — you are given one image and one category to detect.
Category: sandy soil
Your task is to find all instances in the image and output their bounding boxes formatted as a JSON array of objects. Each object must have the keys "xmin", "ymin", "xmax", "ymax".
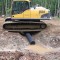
[{"xmin": 0, "ymin": 17, "xmax": 60, "ymax": 60}]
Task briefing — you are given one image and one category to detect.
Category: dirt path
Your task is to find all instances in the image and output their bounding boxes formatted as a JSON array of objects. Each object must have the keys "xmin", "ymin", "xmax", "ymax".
[{"xmin": 0, "ymin": 17, "xmax": 60, "ymax": 60}]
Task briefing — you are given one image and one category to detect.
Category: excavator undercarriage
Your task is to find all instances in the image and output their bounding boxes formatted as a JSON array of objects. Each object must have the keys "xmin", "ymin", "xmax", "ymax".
[{"xmin": 3, "ymin": 19, "xmax": 47, "ymax": 32}]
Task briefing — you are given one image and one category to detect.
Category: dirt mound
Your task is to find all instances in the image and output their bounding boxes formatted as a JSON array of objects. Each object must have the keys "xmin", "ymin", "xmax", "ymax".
[
  {"xmin": 34, "ymin": 20, "xmax": 60, "ymax": 48},
  {"xmin": 0, "ymin": 18, "xmax": 60, "ymax": 60},
  {"xmin": 19, "ymin": 53, "xmax": 46, "ymax": 60},
  {"xmin": 0, "ymin": 51, "xmax": 23, "ymax": 60}
]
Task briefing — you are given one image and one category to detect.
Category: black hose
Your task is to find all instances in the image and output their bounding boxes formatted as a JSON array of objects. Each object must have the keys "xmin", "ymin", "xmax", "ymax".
[{"xmin": 25, "ymin": 32, "xmax": 35, "ymax": 45}]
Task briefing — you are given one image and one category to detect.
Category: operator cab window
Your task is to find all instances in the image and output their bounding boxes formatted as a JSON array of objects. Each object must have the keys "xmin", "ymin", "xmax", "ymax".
[{"xmin": 12, "ymin": 1, "xmax": 29, "ymax": 14}]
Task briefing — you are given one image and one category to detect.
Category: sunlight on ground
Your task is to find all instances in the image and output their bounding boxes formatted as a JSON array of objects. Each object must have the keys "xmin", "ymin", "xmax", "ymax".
[{"xmin": 25, "ymin": 44, "xmax": 54, "ymax": 54}]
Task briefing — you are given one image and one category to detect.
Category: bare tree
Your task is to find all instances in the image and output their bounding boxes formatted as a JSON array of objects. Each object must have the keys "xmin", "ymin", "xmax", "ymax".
[{"xmin": 57, "ymin": 0, "xmax": 60, "ymax": 17}]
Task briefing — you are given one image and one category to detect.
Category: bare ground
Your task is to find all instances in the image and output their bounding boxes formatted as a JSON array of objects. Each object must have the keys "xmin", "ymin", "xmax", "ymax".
[{"xmin": 0, "ymin": 17, "xmax": 60, "ymax": 60}]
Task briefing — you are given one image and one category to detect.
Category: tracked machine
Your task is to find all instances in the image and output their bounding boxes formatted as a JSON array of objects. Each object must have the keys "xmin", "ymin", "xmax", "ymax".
[
  {"xmin": 3, "ymin": 0, "xmax": 51, "ymax": 44},
  {"xmin": 3, "ymin": 0, "xmax": 51, "ymax": 32}
]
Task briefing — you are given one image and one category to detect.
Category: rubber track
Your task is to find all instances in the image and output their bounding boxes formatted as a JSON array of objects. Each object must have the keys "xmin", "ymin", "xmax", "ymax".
[{"xmin": 3, "ymin": 21, "xmax": 47, "ymax": 32}]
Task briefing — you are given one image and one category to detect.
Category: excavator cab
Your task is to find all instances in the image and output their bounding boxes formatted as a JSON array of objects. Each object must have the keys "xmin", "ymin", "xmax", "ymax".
[
  {"xmin": 11, "ymin": 0, "xmax": 31, "ymax": 19},
  {"xmin": 12, "ymin": 1, "xmax": 30, "ymax": 15}
]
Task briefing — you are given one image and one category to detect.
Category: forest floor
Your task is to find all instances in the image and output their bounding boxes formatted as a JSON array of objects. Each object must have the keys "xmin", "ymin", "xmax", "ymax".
[{"xmin": 0, "ymin": 17, "xmax": 60, "ymax": 60}]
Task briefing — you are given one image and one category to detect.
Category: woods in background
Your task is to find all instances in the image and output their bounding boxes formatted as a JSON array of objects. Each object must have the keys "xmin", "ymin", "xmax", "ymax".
[
  {"xmin": 32, "ymin": 0, "xmax": 60, "ymax": 17},
  {"xmin": 0, "ymin": 0, "xmax": 60, "ymax": 17}
]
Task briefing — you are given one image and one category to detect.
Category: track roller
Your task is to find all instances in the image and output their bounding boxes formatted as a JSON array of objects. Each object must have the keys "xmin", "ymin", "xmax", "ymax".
[{"xmin": 40, "ymin": 23, "xmax": 47, "ymax": 29}]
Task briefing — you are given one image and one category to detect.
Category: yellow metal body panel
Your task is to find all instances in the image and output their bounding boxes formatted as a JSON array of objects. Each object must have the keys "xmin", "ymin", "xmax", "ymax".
[
  {"xmin": 31, "ymin": 10, "xmax": 40, "ymax": 18},
  {"xmin": 23, "ymin": 10, "xmax": 30, "ymax": 18},
  {"xmin": 39, "ymin": 10, "xmax": 48, "ymax": 18},
  {"xmin": 12, "ymin": 9, "xmax": 49, "ymax": 19},
  {"xmin": 12, "ymin": 13, "xmax": 23, "ymax": 18}
]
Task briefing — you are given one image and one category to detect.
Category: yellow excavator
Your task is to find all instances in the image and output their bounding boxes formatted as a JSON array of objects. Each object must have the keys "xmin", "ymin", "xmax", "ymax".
[
  {"xmin": 3, "ymin": 0, "xmax": 51, "ymax": 44},
  {"xmin": 3, "ymin": 0, "xmax": 51, "ymax": 32}
]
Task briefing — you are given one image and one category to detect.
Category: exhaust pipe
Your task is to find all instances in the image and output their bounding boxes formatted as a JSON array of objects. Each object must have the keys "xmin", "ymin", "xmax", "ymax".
[{"xmin": 25, "ymin": 32, "xmax": 35, "ymax": 45}]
